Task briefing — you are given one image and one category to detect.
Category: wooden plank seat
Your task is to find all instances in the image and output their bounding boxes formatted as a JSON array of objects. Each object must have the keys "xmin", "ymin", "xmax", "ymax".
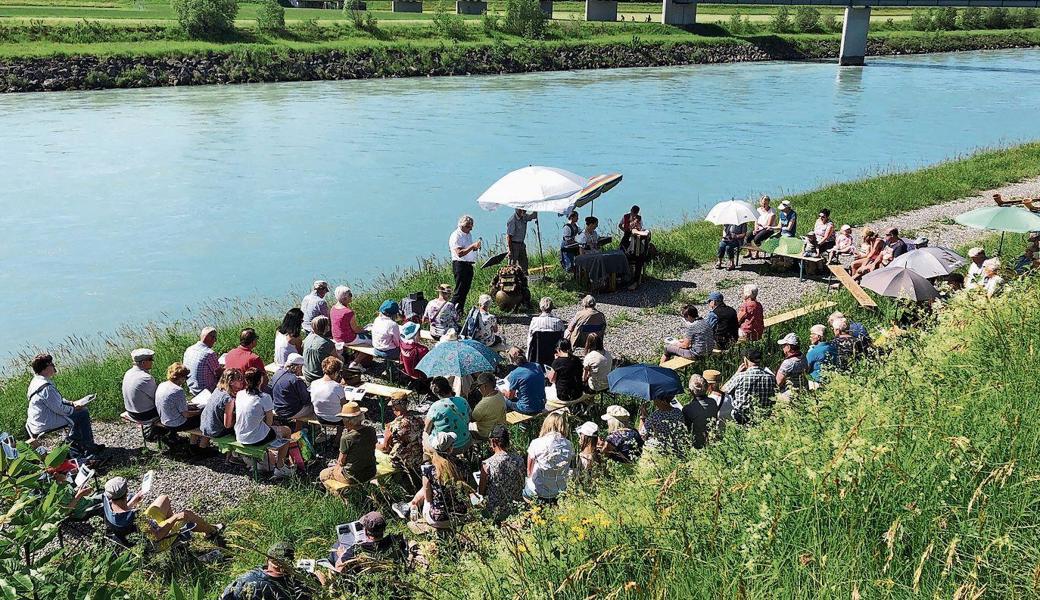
[
  {"xmin": 506, "ymin": 411, "xmax": 539, "ymax": 425},
  {"xmin": 209, "ymin": 434, "xmax": 282, "ymax": 479},
  {"xmin": 528, "ymin": 264, "xmax": 555, "ymax": 275},
  {"xmin": 827, "ymin": 264, "xmax": 879, "ymax": 309},
  {"xmin": 362, "ymin": 382, "xmax": 410, "ymax": 401},
  {"xmin": 120, "ymin": 411, "xmax": 160, "ymax": 449},
  {"xmin": 661, "ymin": 356, "xmax": 694, "ymax": 371},
  {"xmin": 763, "ymin": 300, "xmax": 837, "ymax": 330}
]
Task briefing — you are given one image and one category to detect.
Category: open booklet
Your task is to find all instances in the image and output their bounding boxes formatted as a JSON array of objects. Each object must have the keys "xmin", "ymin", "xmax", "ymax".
[
  {"xmin": 342, "ymin": 386, "xmax": 366, "ymax": 402},
  {"xmin": 140, "ymin": 470, "xmax": 155, "ymax": 495},
  {"xmin": 0, "ymin": 433, "xmax": 18, "ymax": 460},
  {"xmin": 325, "ymin": 521, "xmax": 367, "ymax": 564},
  {"xmin": 74, "ymin": 462, "xmax": 95, "ymax": 492},
  {"xmin": 73, "ymin": 394, "xmax": 97, "ymax": 408}
]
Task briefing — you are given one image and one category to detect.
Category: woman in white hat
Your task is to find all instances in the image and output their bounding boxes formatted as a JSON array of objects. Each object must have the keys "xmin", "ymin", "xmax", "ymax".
[
  {"xmin": 396, "ymin": 431, "xmax": 471, "ymax": 529},
  {"xmin": 572, "ymin": 421, "xmax": 602, "ymax": 483},
  {"xmin": 600, "ymin": 406, "xmax": 643, "ymax": 464}
]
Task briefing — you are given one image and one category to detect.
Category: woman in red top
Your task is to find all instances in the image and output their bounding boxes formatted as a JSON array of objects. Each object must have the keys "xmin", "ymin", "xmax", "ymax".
[
  {"xmin": 736, "ymin": 283, "xmax": 764, "ymax": 341},
  {"xmin": 618, "ymin": 205, "xmax": 640, "ymax": 249},
  {"xmin": 399, "ymin": 322, "xmax": 430, "ymax": 390}
]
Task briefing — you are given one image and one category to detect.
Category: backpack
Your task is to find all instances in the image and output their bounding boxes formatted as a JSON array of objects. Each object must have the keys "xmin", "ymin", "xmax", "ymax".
[{"xmin": 460, "ymin": 307, "xmax": 484, "ymax": 339}]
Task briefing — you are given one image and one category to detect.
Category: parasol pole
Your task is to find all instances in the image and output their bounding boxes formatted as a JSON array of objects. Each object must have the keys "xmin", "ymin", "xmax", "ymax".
[
  {"xmin": 998, "ymin": 231, "xmax": 1005, "ymax": 256},
  {"xmin": 535, "ymin": 215, "xmax": 545, "ymax": 275}
]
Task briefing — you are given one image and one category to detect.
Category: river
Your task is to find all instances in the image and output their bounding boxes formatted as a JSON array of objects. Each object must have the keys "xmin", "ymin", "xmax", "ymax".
[{"xmin": 2, "ymin": 47, "xmax": 1039, "ymax": 364}]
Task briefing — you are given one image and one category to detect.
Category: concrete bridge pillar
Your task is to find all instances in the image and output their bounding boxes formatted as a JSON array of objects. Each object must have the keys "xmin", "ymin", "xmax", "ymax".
[
  {"xmin": 585, "ymin": 0, "xmax": 618, "ymax": 21},
  {"xmin": 661, "ymin": 0, "xmax": 696, "ymax": 25},
  {"xmin": 839, "ymin": 6, "xmax": 871, "ymax": 66}
]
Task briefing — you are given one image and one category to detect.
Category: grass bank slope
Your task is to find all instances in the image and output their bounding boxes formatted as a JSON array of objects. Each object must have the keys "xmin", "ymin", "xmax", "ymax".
[{"xmin": 443, "ymin": 275, "xmax": 1040, "ymax": 598}]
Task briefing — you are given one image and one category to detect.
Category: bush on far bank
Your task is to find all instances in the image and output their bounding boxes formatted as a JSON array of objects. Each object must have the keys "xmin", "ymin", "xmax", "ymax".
[
  {"xmin": 256, "ymin": 0, "xmax": 286, "ymax": 34},
  {"xmin": 171, "ymin": 0, "xmax": 238, "ymax": 39}
]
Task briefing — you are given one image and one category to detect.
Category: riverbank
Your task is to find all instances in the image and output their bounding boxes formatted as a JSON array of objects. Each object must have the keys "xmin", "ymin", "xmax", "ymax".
[{"xmin": 2, "ymin": 28, "xmax": 1039, "ymax": 92}]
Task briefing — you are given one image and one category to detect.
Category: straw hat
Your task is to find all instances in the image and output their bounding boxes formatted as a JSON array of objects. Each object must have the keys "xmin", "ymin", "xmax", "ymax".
[{"xmin": 338, "ymin": 401, "xmax": 367, "ymax": 418}]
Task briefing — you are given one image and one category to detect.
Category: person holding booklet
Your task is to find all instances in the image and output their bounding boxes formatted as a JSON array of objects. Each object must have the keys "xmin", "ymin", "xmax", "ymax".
[
  {"xmin": 26, "ymin": 353, "xmax": 104, "ymax": 456},
  {"xmin": 232, "ymin": 368, "xmax": 294, "ymax": 480},
  {"xmin": 328, "ymin": 511, "xmax": 411, "ymax": 573},
  {"xmin": 103, "ymin": 475, "xmax": 223, "ymax": 550}
]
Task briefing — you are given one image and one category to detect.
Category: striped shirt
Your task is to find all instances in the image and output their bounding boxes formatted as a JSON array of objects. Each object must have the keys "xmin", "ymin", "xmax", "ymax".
[{"xmin": 183, "ymin": 341, "xmax": 220, "ymax": 395}]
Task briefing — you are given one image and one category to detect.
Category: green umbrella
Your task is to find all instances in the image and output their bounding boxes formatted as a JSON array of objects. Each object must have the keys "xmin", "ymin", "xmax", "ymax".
[
  {"xmin": 954, "ymin": 206, "xmax": 1040, "ymax": 253},
  {"xmin": 759, "ymin": 236, "xmax": 804, "ymax": 256}
]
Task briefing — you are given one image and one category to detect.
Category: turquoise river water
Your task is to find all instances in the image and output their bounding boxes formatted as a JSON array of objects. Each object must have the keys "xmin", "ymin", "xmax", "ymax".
[{"xmin": 2, "ymin": 47, "xmax": 1040, "ymax": 363}]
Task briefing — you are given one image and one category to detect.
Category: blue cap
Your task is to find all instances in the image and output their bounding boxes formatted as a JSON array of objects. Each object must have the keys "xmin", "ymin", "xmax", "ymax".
[
  {"xmin": 379, "ymin": 300, "xmax": 400, "ymax": 316},
  {"xmin": 708, "ymin": 291, "xmax": 723, "ymax": 303}
]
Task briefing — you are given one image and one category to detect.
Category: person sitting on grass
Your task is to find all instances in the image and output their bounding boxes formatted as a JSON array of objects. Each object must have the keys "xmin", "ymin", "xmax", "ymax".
[
  {"xmin": 600, "ymin": 405, "xmax": 643, "ymax": 463},
  {"xmin": 471, "ymin": 372, "xmax": 507, "ymax": 442},
  {"xmin": 565, "ymin": 295, "xmax": 607, "ymax": 348},
  {"xmin": 827, "ymin": 311, "xmax": 871, "ymax": 348},
  {"xmin": 982, "ymin": 257, "xmax": 1005, "ymax": 299},
  {"xmin": 372, "ymin": 300, "xmax": 404, "ymax": 361},
  {"xmin": 220, "ymin": 542, "xmax": 316, "ymax": 600},
  {"xmin": 271, "ymin": 353, "xmax": 313, "ymax": 424},
  {"xmin": 201, "ymin": 368, "xmax": 243, "ymax": 439},
  {"xmin": 829, "ymin": 224, "xmax": 855, "ymax": 264},
  {"xmin": 463, "ymin": 294, "xmax": 502, "ymax": 348},
  {"xmin": 524, "ymin": 412, "xmax": 575, "ymax": 503},
  {"xmin": 661, "ymin": 304, "xmax": 715, "ymax": 364},
  {"xmin": 27, "ymin": 351, "xmax": 103, "ymax": 453},
  {"xmin": 804, "ymin": 208, "xmax": 835, "ymax": 257},
  {"xmin": 681, "ymin": 374, "xmax": 719, "ymax": 450},
  {"xmin": 397, "ymin": 432, "xmax": 470, "ymax": 529},
  {"xmin": 232, "ymin": 368, "xmax": 293, "ymax": 480},
  {"xmin": 965, "ymin": 247, "xmax": 987, "ymax": 289},
  {"xmin": 504, "ymin": 348, "xmax": 547, "ymax": 416},
  {"xmin": 156, "ymin": 362, "xmax": 211, "ymax": 454},
  {"xmin": 830, "ymin": 317, "xmax": 865, "ymax": 372},
  {"xmin": 716, "ymin": 221, "xmax": 746, "ymax": 271},
  {"xmin": 477, "ymin": 425, "xmax": 525, "ymax": 521},
  {"xmin": 424, "ymin": 377, "xmax": 472, "ymax": 453},
  {"xmin": 850, "ymin": 228, "xmax": 885, "ymax": 281},
  {"xmin": 320, "ymin": 402, "xmax": 376, "ymax": 490},
  {"xmin": 805, "ymin": 324, "xmax": 837, "ymax": 385},
  {"xmin": 736, "ymin": 284, "xmax": 764, "ymax": 342},
  {"xmin": 548, "ymin": 339, "xmax": 585, "ymax": 406},
  {"xmin": 723, "ymin": 349, "xmax": 776, "ymax": 425},
  {"xmin": 637, "ymin": 395, "xmax": 687, "ymax": 457},
  {"xmin": 103, "ymin": 476, "xmax": 223, "ymax": 549},
  {"xmin": 330, "ymin": 511, "xmax": 411, "ymax": 573},
  {"xmin": 775, "ymin": 333, "xmax": 809, "ymax": 395},
  {"xmin": 424, "ymin": 284, "xmax": 459, "ymax": 341},
  {"xmin": 378, "ymin": 396, "xmax": 425, "ymax": 485},
  {"xmin": 704, "ymin": 291, "xmax": 739, "ymax": 350},
  {"xmin": 572, "ymin": 421, "xmax": 602, "ymax": 483}
]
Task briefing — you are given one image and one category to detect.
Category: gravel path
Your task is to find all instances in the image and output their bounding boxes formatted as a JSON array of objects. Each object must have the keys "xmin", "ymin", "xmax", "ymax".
[{"xmin": 77, "ymin": 177, "xmax": 1038, "ymax": 523}]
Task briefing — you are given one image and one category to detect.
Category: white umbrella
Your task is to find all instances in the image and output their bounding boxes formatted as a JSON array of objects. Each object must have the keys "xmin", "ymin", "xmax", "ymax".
[
  {"xmin": 477, "ymin": 166, "xmax": 587, "ymax": 213},
  {"xmin": 705, "ymin": 200, "xmax": 757, "ymax": 226},
  {"xmin": 888, "ymin": 247, "xmax": 966, "ymax": 279}
]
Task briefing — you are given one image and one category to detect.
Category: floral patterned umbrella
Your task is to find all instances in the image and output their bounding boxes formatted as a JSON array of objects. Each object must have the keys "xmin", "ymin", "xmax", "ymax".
[{"xmin": 416, "ymin": 340, "xmax": 499, "ymax": 377}]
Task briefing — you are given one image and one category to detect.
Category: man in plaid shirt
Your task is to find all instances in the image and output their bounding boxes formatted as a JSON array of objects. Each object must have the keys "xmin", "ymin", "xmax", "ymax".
[
  {"xmin": 723, "ymin": 348, "xmax": 776, "ymax": 425},
  {"xmin": 182, "ymin": 327, "xmax": 222, "ymax": 395}
]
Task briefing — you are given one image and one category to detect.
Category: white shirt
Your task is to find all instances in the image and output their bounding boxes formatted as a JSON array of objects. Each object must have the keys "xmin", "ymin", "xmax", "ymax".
[
  {"xmin": 273, "ymin": 332, "xmax": 294, "ymax": 366},
  {"xmin": 755, "ymin": 207, "xmax": 776, "ymax": 229},
  {"xmin": 984, "ymin": 274, "xmax": 1004, "ymax": 298},
  {"xmin": 371, "ymin": 314, "xmax": 401, "ymax": 351},
  {"xmin": 234, "ymin": 390, "xmax": 274, "ymax": 444},
  {"xmin": 583, "ymin": 350, "xmax": 613, "ymax": 392},
  {"xmin": 527, "ymin": 432, "xmax": 574, "ymax": 499},
  {"xmin": 310, "ymin": 378, "xmax": 346, "ymax": 421},
  {"xmin": 449, "ymin": 228, "xmax": 476, "ymax": 263},
  {"xmin": 966, "ymin": 261, "xmax": 986, "ymax": 289}
]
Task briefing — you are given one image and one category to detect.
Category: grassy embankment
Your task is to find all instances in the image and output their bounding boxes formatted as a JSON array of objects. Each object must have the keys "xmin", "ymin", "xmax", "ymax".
[{"xmin": 2, "ymin": 144, "xmax": 1037, "ymax": 599}]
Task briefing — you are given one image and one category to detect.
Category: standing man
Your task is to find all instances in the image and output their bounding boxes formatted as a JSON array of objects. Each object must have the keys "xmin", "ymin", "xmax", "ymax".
[
  {"xmin": 122, "ymin": 348, "xmax": 158, "ymax": 422},
  {"xmin": 449, "ymin": 215, "xmax": 482, "ymax": 312},
  {"xmin": 183, "ymin": 326, "xmax": 222, "ymax": 396},
  {"xmin": 506, "ymin": 208, "xmax": 538, "ymax": 274},
  {"xmin": 301, "ymin": 280, "xmax": 330, "ymax": 334}
]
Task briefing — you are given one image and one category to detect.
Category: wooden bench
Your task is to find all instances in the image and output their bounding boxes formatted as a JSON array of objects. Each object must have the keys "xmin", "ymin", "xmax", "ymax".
[
  {"xmin": 776, "ymin": 251, "xmax": 825, "ymax": 282},
  {"xmin": 120, "ymin": 411, "xmax": 160, "ymax": 449},
  {"xmin": 661, "ymin": 356, "xmax": 694, "ymax": 371},
  {"xmin": 362, "ymin": 382, "xmax": 410, "ymax": 401},
  {"xmin": 209, "ymin": 434, "xmax": 283, "ymax": 480},
  {"xmin": 827, "ymin": 265, "xmax": 878, "ymax": 309},
  {"xmin": 506, "ymin": 411, "xmax": 539, "ymax": 425},
  {"xmin": 763, "ymin": 300, "xmax": 837, "ymax": 330}
]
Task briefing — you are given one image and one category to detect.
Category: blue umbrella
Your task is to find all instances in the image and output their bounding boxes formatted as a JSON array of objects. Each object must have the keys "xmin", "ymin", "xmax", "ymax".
[
  {"xmin": 416, "ymin": 340, "xmax": 498, "ymax": 377},
  {"xmin": 607, "ymin": 364, "xmax": 682, "ymax": 400},
  {"xmin": 460, "ymin": 339, "xmax": 502, "ymax": 366}
]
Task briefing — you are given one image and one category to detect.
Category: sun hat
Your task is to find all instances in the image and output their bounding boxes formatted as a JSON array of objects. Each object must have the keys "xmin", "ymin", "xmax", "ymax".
[
  {"xmin": 702, "ymin": 369, "xmax": 721, "ymax": 385},
  {"xmin": 601, "ymin": 405, "xmax": 630, "ymax": 421},
  {"xmin": 104, "ymin": 477, "xmax": 128, "ymax": 500},
  {"xmin": 967, "ymin": 247, "xmax": 985, "ymax": 258},
  {"xmin": 780, "ymin": 200, "xmax": 792, "ymax": 209},
  {"xmin": 285, "ymin": 353, "xmax": 304, "ymax": 367},
  {"xmin": 313, "ymin": 280, "xmax": 329, "ymax": 291},
  {"xmin": 810, "ymin": 324, "xmax": 827, "ymax": 337},
  {"xmin": 401, "ymin": 322, "xmax": 420, "ymax": 341},
  {"xmin": 777, "ymin": 333, "xmax": 799, "ymax": 346},
  {"xmin": 430, "ymin": 431, "xmax": 457, "ymax": 453},
  {"xmin": 379, "ymin": 300, "xmax": 400, "ymax": 316},
  {"xmin": 707, "ymin": 291, "xmax": 723, "ymax": 303},
  {"xmin": 338, "ymin": 401, "xmax": 368, "ymax": 418},
  {"xmin": 840, "ymin": 224, "xmax": 852, "ymax": 232},
  {"xmin": 131, "ymin": 348, "xmax": 154, "ymax": 363},
  {"xmin": 267, "ymin": 541, "xmax": 295, "ymax": 564},
  {"xmin": 359, "ymin": 511, "xmax": 387, "ymax": 535},
  {"xmin": 576, "ymin": 421, "xmax": 599, "ymax": 437}
]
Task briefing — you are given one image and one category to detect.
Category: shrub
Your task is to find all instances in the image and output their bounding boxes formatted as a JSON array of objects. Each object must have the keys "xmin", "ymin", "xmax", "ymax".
[
  {"xmin": 768, "ymin": 6, "xmax": 792, "ymax": 33},
  {"xmin": 170, "ymin": 0, "xmax": 238, "ymax": 39},
  {"xmin": 1016, "ymin": 7, "xmax": 1039, "ymax": 28},
  {"xmin": 346, "ymin": 6, "xmax": 380, "ymax": 33},
  {"xmin": 984, "ymin": 6, "xmax": 1010, "ymax": 29},
  {"xmin": 256, "ymin": 0, "xmax": 285, "ymax": 34},
  {"xmin": 501, "ymin": 0, "xmax": 546, "ymax": 38},
  {"xmin": 433, "ymin": 5, "xmax": 469, "ymax": 40},
  {"xmin": 909, "ymin": 8, "xmax": 933, "ymax": 31},
  {"xmin": 727, "ymin": 10, "xmax": 743, "ymax": 34},
  {"xmin": 482, "ymin": 10, "xmax": 499, "ymax": 33},
  {"xmin": 793, "ymin": 6, "xmax": 820, "ymax": 32},
  {"xmin": 959, "ymin": 6, "xmax": 984, "ymax": 29},
  {"xmin": 821, "ymin": 12, "xmax": 838, "ymax": 33},
  {"xmin": 934, "ymin": 6, "xmax": 957, "ymax": 30}
]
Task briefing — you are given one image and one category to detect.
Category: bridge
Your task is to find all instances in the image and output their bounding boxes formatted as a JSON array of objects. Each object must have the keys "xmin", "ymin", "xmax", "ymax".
[{"xmin": 581, "ymin": 0, "xmax": 1040, "ymax": 65}]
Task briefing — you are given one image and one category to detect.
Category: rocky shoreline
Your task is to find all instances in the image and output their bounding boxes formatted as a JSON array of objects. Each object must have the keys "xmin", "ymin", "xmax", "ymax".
[{"xmin": 1, "ymin": 31, "xmax": 1038, "ymax": 93}]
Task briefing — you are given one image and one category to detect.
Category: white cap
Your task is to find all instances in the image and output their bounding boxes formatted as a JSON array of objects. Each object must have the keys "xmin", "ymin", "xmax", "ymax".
[
  {"xmin": 967, "ymin": 247, "xmax": 984, "ymax": 258},
  {"xmin": 131, "ymin": 348, "xmax": 154, "ymax": 362},
  {"xmin": 200, "ymin": 326, "xmax": 217, "ymax": 339},
  {"xmin": 777, "ymin": 333, "xmax": 799, "ymax": 346},
  {"xmin": 576, "ymin": 421, "xmax": 599, "ymax": 437},
  {"xmin": 840, "ymin": 224, "xmax": 852, "ymax": 232},
  {"xmin": 780, "ymin": 200, "xmax": 792, "ymax": 209},
  {"xmin": 313, "ymin": 280, "xmax": 329, "ymax": 291},
  {"xmin": 285, "ymin": 353, "xmax": 304, "ymax": 367}
]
